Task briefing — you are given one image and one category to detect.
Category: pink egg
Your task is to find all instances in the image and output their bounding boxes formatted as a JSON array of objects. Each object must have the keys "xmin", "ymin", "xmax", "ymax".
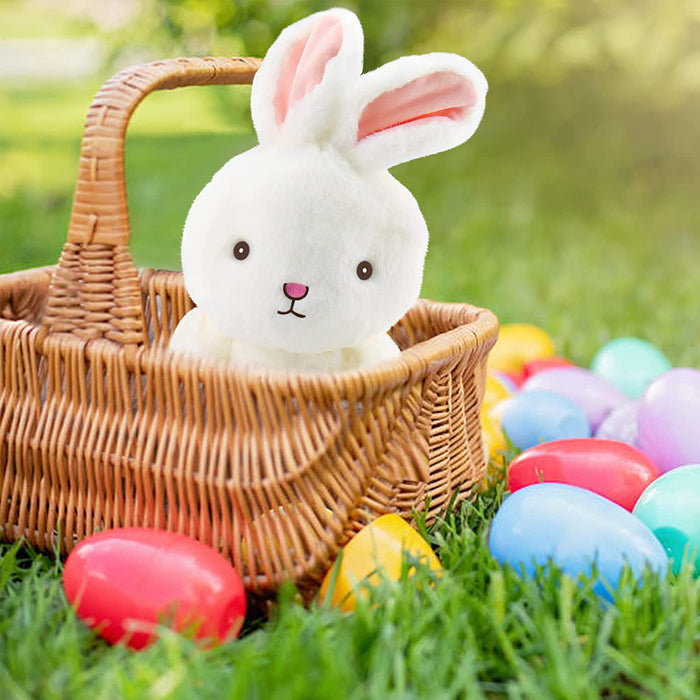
[{"xmin": 638, "ymin": 368, "xmax": 700, "ymax": 472}]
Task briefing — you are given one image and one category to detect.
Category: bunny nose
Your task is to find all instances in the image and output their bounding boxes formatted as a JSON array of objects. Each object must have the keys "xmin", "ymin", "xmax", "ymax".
[{"xmin": 283, "ymin": 282, "xmax": 309, "ymax": 301}]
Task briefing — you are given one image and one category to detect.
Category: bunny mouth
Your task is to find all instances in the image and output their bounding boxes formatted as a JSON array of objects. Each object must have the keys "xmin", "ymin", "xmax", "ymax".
[{"xmin": 277, "ymin": 301, "xmax": 306, "ymax": 319}]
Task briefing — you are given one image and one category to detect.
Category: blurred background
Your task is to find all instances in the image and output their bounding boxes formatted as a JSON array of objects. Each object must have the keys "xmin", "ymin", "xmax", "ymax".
[{"xmin": 1, "ymin": 0, "xmax": 699, "ymax": 364}]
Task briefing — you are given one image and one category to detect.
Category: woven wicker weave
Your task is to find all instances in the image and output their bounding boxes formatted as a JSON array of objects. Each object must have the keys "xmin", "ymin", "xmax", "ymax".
[{"xmin": 0, "ymin": 57, "xmax": 498, "ymax": 595}]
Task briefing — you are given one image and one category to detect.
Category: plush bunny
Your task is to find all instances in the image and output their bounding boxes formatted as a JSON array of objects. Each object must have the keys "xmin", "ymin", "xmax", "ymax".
[{"xmin": 170, "ymin": 8, "xmax": 487, "ymax": 372}]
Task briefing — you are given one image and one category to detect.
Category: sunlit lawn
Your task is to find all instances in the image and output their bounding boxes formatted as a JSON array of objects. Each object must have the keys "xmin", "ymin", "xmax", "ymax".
[{"xmin": 1, "ymin": 74, "xmax": 699, "ymax": 698}]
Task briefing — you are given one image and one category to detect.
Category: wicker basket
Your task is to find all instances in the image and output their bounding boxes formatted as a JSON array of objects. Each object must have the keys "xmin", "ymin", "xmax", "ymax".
[{"xmin": 0, "ymin": 57, "xmax": 498, "ymax": 596}]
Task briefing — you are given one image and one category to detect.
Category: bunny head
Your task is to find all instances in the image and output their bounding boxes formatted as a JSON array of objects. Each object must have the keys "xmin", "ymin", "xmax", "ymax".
[{"xmin": 181, "ymin": 8, "xmax": 487, "ymax": 356}]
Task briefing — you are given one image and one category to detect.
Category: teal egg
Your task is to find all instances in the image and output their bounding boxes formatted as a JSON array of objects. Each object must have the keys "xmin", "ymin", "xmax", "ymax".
[
  {"xmin": 633, "ymin": 464, "xmax": 700, "ymax": 576},
  {"xmin": 591, "ymin": 338, "xmax": 672, "ymax": 399}
]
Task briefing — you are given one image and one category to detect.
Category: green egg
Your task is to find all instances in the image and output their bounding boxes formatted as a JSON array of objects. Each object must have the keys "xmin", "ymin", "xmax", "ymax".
[
  {"xmin": 592, "ymin": 337, "xmax": 672, "ymax": 399},
  {"xmin": 633, "ymin": 464, "xmax": 700, "ymax": 576}
]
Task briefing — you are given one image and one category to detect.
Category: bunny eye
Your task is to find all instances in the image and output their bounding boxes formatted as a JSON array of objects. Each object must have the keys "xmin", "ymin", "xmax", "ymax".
[
  {"xmin": 356, "ymin": 261, "xmax": 373, "ymax": 280},
  {"xmin": 233, "ymin": 241, "xmax": 250, "ymax": 260}
]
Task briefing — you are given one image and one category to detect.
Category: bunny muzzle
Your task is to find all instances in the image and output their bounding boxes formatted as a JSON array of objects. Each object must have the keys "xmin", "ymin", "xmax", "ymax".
[{"xmin": 279, "ymin": 282, "xmax": 309, "ymax": 318}]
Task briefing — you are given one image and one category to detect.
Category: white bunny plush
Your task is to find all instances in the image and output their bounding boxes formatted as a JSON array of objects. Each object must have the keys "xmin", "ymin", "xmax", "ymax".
[{"xmin": 170, "ymin": 8, "xmax": 487, "ymax": 372}]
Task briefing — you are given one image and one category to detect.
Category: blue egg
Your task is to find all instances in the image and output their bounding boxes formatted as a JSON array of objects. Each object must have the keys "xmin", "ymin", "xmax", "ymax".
[
  {"xmin": 489, "ymin": 483, "xmax": 669, "ymax": 600},
  {"xmin": 499, "ymin": 391, "xmax": 590, "ymax": 450},
  {"xmin": 591, "ymin": 337, "xmax": 672, "ymax": 399}
]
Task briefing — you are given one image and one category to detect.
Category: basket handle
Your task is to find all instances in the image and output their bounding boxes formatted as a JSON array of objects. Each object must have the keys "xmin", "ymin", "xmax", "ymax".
[{"xmin": 42, "ymin": 57, "xmax": 261, "ymax": 348}]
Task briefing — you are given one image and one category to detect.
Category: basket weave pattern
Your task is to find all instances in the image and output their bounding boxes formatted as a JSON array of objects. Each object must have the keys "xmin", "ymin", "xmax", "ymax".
[{"xmin": 0, "ymin": 58, "xmax": 498, "ymax": 594}]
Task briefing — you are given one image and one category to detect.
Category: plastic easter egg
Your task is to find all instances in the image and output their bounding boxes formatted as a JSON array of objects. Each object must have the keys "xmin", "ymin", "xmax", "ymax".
[
  {"xmin": 63, "ymin": 528, "xmax": 247, "ymax": 649},
  {"xmin": 638, "ymin": 368, "xmax": 700, "ymax": 472},
  {"xmin": 489, "ymin": 483, "xmax": 668, "ymax": 599},
  {"xmin": 319, "ymin": 514, "xmax": 441, "ymax": 612},
  {"xmin": 481, "ymin": 372, "xmax": 512, "ymax": 467},
  {"xmin": 595, "ymin": 400, "xmax": 640, "ymax": 447},
  {"xmin": 499, "ymin": 391, "xmax": 590, "ymax": 451},
  {"xmin": 491, "ymin": 371, "xmax": 519, "ymax": 394},
  {"xmin": 591, "ymin": 337, "xmax": 672, "ymax": 399},
  {"xmin": 522, "ymin": 367, "xmax": 627, "ymax": 432},
  {"xmin": 633, "ymin": 464, "xmax": 700, "ymax": 575},
  {"xmin": 523, "ymin": 356, "xmax": 574, "ymax": 379},
  {"xmin": 501, "ymin": 370, "xmax": 526, "ymax": 388},
  {"xmin": 488, "ymin": 324, "xmax": 556, "ymax": 375},
  {"xmin": 483, "ymin": 371, "xmax": 513, "ymax": 410},
  {"xmin": 482, "ymin": 411, "xmax": 507, "ymax": 465},
  {"xmin": 508, "ymin": 438, "xmax": 660, "ymax": 511}
]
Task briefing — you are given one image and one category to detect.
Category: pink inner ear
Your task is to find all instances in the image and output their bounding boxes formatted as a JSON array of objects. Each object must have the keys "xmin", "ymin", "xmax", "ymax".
[
  {"xmin": 357, "ymin": 72, "xmax": 478, "ymax": 141},
  {"xmin": 274, "ymin": 15, "xmax": 343, "ymax": 126}
]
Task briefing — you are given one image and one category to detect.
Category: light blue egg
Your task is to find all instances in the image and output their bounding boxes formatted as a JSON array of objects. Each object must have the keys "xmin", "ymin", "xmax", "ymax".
[
  {"xmin": 591, "ymin": 337, "xmax": 672, "ymax": 399},
  {"xmin": 489, "ymin": 483, "xmax": 669, "ymax": 600},
  {"xmin": 500, "ymin": 391, "xmax": 590, "ymax": 451}
]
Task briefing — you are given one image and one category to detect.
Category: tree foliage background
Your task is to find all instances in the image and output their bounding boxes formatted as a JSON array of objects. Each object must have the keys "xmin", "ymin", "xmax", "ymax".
[
  {"xmin": 95, "ymin": 0, "xmax": 700, "ymax": 193},
  {"xmin": 109, "ymin": 0, "xmax": 700, "ymax": 102}
]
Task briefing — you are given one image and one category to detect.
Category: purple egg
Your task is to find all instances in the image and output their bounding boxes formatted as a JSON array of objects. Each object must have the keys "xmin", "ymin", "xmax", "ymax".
[
  {"xmin": 522, "ymin": 367, "xmax": 627, "ymax": 432},
  {"xmin": 595, "ymin": 400, "xmax": 640, "ymax": 447},
  {"xmin": 638, "ymin": 368, "xmax": 700, "ymax": 473}
]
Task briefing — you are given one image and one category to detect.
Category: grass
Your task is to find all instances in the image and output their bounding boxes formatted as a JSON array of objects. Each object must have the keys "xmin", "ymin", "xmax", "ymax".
[
  {"xmin": 1, "ymin": 489, "xmax": 698, "ymax": 699},
  {"xmin": 1, "ymin": 69, "xmax": 700, "ymax": 697}
]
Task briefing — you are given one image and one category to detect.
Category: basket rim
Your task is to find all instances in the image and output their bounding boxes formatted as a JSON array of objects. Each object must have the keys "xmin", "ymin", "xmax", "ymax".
[{"xmin": 0, "ymin": 265, "xmax": 498, "ymax": 397}]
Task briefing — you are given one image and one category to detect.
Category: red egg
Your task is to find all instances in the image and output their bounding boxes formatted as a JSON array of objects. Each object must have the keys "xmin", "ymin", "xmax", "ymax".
[
  {"xmin": 508, "ymin": 439, "xmax": 661, "ymax": 511},
  {"xmin": 63, "ymin": 528, "xmax": 246, "ymax": 649},
  {"xmin": 523, "ymin": 356, "xmax": 575, "ymax": 379}
]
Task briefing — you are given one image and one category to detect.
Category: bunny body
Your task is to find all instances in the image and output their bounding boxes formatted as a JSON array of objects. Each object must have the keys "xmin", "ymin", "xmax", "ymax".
[
  {"xmin": 170, "ymin": 8, "xmax": 487, "ymax": 372},
  {"xmin": 171, "ymin": 307, "xmax": 399, "ymax": 372}
]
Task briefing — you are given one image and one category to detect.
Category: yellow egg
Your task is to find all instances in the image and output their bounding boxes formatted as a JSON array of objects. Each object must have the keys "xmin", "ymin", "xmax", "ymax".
[
  {"xmin": 481, "ymin": 411, "xmax": 508, "ymax": 487},
  {"xmin": 486, "ymin": 397, "xmax": 511, "ymax": 429},
  {"xmin": 482, "ymin": 410, "xmax": 507, "ymax": 462},
  {"xmin": 488, "ymin": 324, "xmax": 556, "ymax": 374},
  {"xmin": 319, "ymin": 514, "xmax": 441, "ymax": 612},
  {"xmin": 483, "ymin": 370, "xmax": 513, "ymax": 410}
]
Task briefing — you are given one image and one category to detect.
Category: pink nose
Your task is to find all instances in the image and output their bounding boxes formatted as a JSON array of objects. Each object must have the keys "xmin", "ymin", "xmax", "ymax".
[{"xmin": 283, "ymin": 282, "xmax": 309, "ymax": 301}]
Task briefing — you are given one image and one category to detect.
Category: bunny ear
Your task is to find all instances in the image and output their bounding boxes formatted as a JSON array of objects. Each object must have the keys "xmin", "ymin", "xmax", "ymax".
[
  {"xmin": 251, "ymin": 8, "xmax": 363, "ymax": 145},
  {"xmin": 347, "ymin": 53, "xmax": 487, "ymax": 171}
]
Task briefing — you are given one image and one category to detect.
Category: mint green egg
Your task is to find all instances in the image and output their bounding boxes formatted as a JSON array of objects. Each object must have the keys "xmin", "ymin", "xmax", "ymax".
[
  {"xmin": 633, "ymin": 464, "xmax": 700, "ymax": 576},
  {"xmin": 591, "ymin": 337, "xmax": 672, "ymax": 399}
]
